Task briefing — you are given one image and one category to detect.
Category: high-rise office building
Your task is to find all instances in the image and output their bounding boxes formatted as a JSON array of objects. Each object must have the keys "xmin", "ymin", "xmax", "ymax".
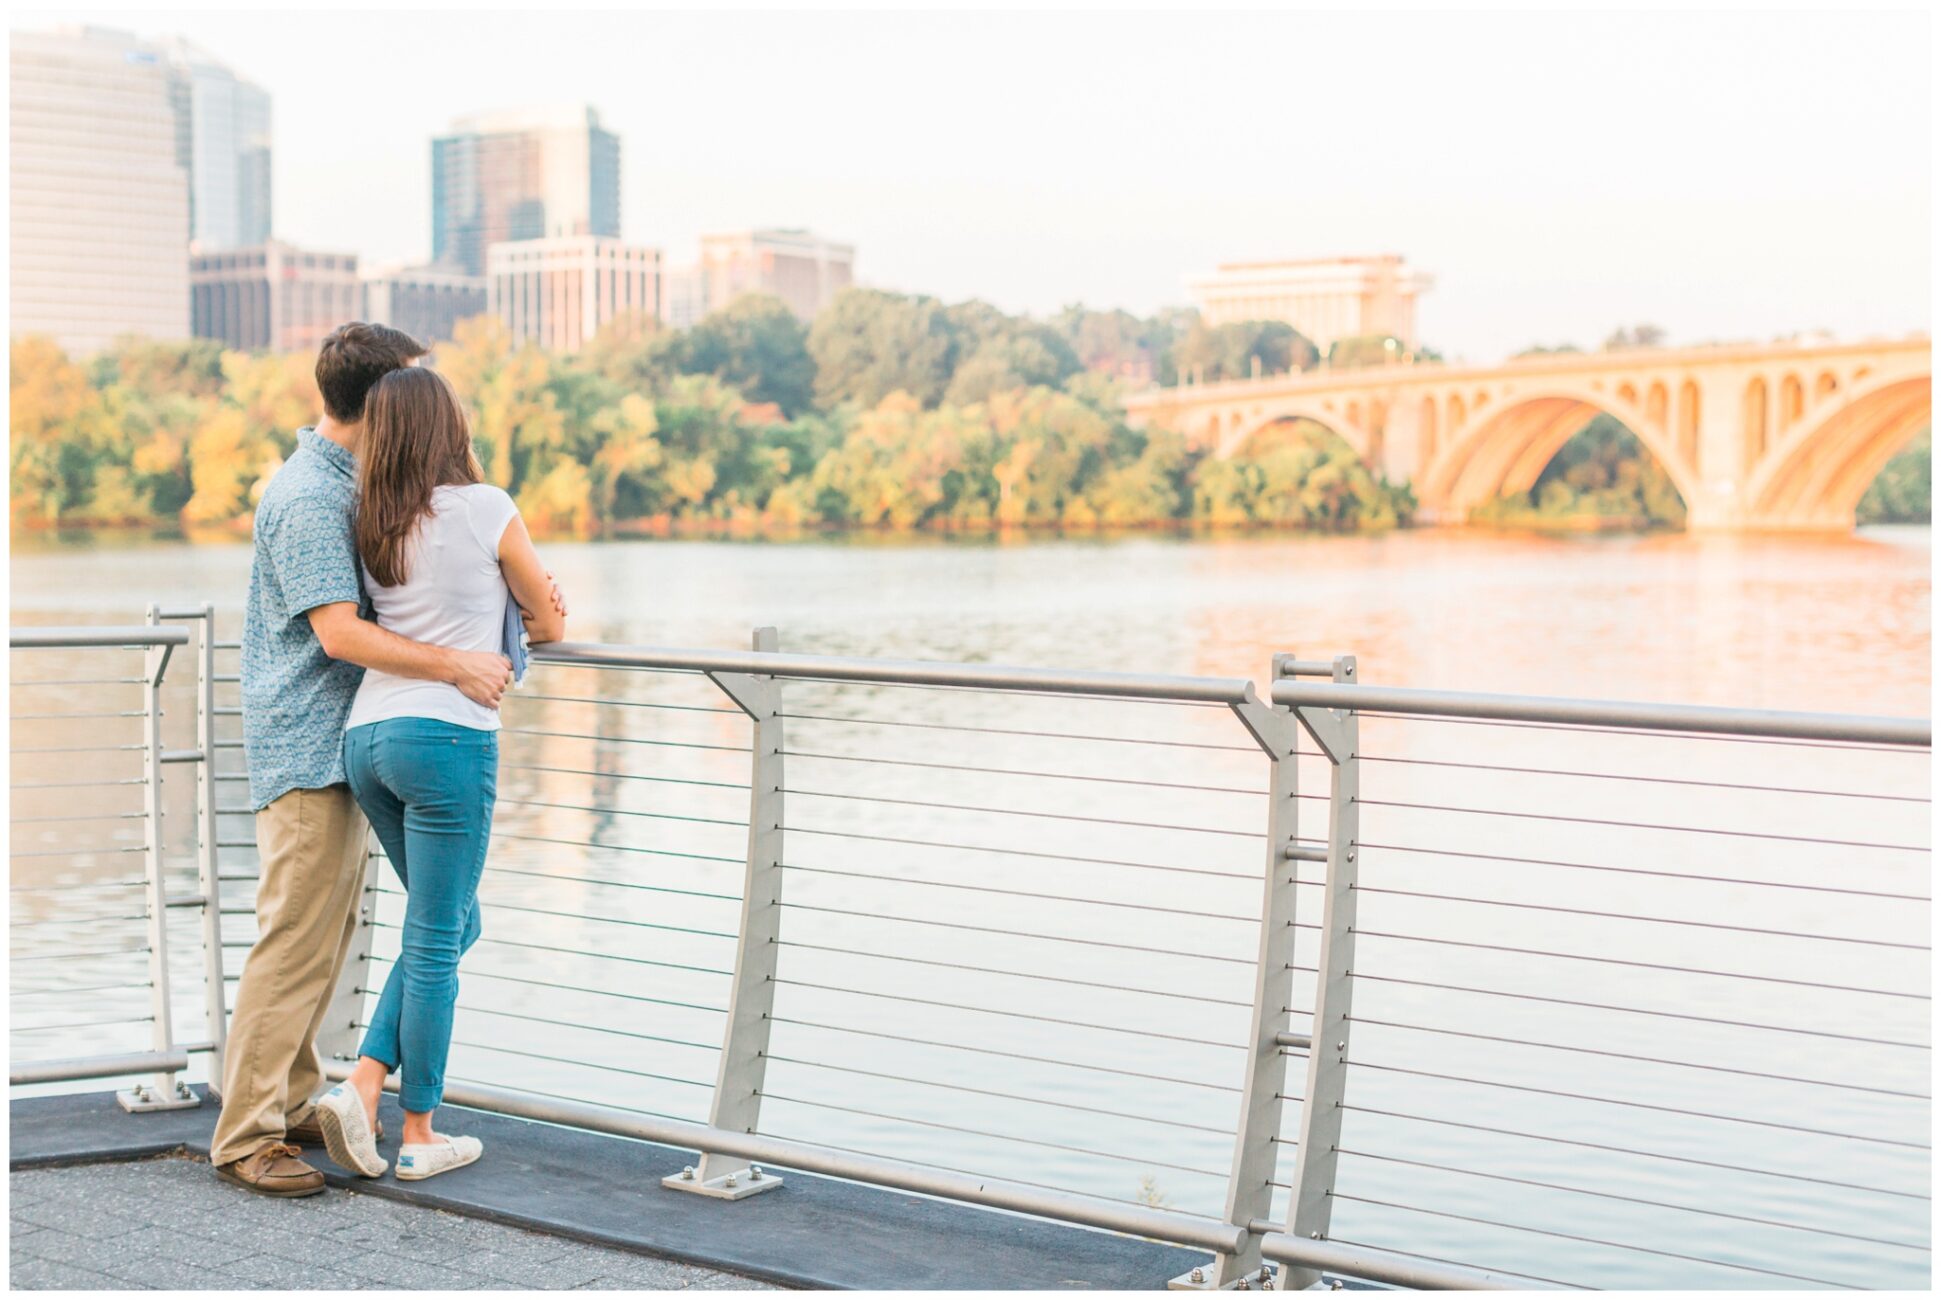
[
  {"xmin": 683, "ymin": 228, "xmax": 854, "ymax": 324},
  {"xmin": 487, "ymin": 236, "xmax": 659, "ymax": 353},
  {"xmin": 191, "ymin": 241, "xmax": 360, "ymax": 354},
  {"xmin": 363, "ymin": 265, "xmax": 489, "ymax": 345},
  {"xmin": 10, "ymin": 27, "xmax": 191, "ymax": 354},
  {"xmin": 163, "ymin": 39, "xmax": 273, "ymax": 251},
  {"xmin": 432, "ymin": 105, "xmax": 620, "ymax": 277},
  {"xmin": 1184, "ymin": 255, "xmax": 1432, "ymax": 353}
]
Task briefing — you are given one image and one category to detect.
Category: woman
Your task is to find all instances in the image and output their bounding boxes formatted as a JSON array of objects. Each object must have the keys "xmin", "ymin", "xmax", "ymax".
[{"xmin": 312, "ymin": 365, "xmax": 564, "ymax": 1181}]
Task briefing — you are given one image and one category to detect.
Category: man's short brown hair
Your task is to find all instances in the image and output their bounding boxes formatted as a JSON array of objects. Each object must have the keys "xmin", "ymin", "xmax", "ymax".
[{"xmin": 315, "ymin": 322, "xmax": 428, "ymax": 423}]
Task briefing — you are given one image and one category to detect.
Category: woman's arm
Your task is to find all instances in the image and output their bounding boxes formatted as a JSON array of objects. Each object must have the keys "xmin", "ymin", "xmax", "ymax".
[{"xmin": 497, "ymin": 512, "xmax": 567, "ymax": 645}]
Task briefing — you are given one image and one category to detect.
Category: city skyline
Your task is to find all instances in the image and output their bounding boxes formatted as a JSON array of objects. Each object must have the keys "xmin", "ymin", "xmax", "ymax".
[{"xmin": 9, "ymin": 8, "xmax": 1933, "ymax": 362}]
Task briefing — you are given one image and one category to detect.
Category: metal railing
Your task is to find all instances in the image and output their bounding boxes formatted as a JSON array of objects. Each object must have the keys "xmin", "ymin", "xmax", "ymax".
[{"xmin": 10, "ymin": 616, "xmax": 1931, "ymax": 1290}]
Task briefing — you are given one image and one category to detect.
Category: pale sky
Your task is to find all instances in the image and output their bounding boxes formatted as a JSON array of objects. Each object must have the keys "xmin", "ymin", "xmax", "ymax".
[{"xmin": 14, "ymin": 7, "xmax": 1932, "ymax": 361}]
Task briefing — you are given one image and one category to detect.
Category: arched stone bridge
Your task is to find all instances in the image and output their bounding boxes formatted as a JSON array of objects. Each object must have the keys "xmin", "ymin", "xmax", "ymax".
[{"xmin": 1122, "ymin": 336, "xmax": 1931, "ymax": 530}]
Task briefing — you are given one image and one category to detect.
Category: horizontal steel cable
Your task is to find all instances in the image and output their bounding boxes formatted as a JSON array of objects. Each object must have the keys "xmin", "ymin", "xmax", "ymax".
[
  {"xmin": 1328, "ymin": 1192, "xmax": 1854, "ymax": 1288},
  {"xmin": 449, "ymin": 1039, "xmax": 714, "ymax": 1090},
  {"xmin": 23, "ymin": 946, "xmax": 151, "ymax": 962},
  {"xmin": 1346, "ymin": 1060, "xmax": 1930, "ymax": 1148},
  {"xmin": 360, "ymin": 966, "xmax": 725, "ymax": 1015},
  {"xmin": 774, "ymin": 737, "xmax": 1273, "ymax": 796},
  {"xmin": 11, "ymin": 913, "xmax": 149, "ymax": 929},
  {"xmin": 1357, "ymin": 751, "xmax": 1931, "ymax": 802},
  {"xmin": 451, "ymin": 1002, "xmax": 720, "ymax": 1053},
  {"xmin": 1321, "ymin": 1238, "xmax": 1588, "ymax": 1291},
  {"xmin": 513, "ymin": 692, "xmax": 740, "ymax": 715},
  {"xmin": 778, "ymin": 901, "xmax": 1254, "ymax": 964},
  {"xmin": 785, "ymin": 824, "xmax": 1262, "ymax": 881},
  {"xmin": 11, "ymin": 779, "xmax": 148, "ymax": 790},
  {"xmin": 1337, "ymin": 1147, "xmax": 1929, "ymax": 1252},
  {"xmin": 500, "ymin": 762, "xmax": 747, "ymax": 790},
  {"xmin": 768, "ymin": 1014, "xmax": 1240, "ymax": 1093},
  {"xmin": 10, "ymin": 846, "xmax": 146, "ymax": 859},
  {"xmin": 1357, "ymin": 796, "xmax": 1928, "ymax": 851},
  {"xmin": 758, "ymin": 1091, "xmax": 1230, "ymax": 1179},
  {"xmin": 10, "ymin": 981, "xmax": 153, "ymax": 998},
  {"xmin": 10, "ymin": 744, "xmax": 143, "ymax": 755},
  {"xmin": 482, "ymin": 862, "xmax": 740, "ymax": 904},
  {"xmin": 11, "ymin": 710, "xmax": 144, "ymax": 721},
  {"xmin": 371, "ymin": 887, "xmax": 735, "ymax": 940},
  {"xmin": 454, "ymin": 933, "xmax": 732, "ymax": 978},
  {"xmin": 10, "ymin": 1014, "xmax": 154, "ymax": 1033},
  {"xmin": 8, "ymin": 677, "xmax": 145, "ymax": 686},
  {"xmin": 1347, "ymin": 1016, "xmax": 1929, "ymax": 1097},
  {"xmin": 1354, "ymin": 840, "xmax": 1930, "ymax": 901},
  {"xmin": 779, "ymin": 710, "xmax": 1260, "ymax": 752},
  {"xmin": 10, "ymin": 813, "xmax": 145, "ymax": 826},
  {"xmin": 502, "ymin": 726, "xmax": 750, "ymax": 754},
  {"xmin": 1349, "ymin": 885, "xmax": 1929, "ymax": 949},
  {"xmin": 489, "ymin": 830, "xmax": 743, "ymax": 865},
  {"xmin": 496, "ymin": 796, "xmax": 745, "ymax": 830},
  {"xmin": 784, "ymin": 675, "xmax": 1234, "ymax": 709},
  {"xmin": 1346, "ymin": 971, "xmax": 1929, "ymax": 1050},
  {"xmin": 780, "ymin": 862, "xmax": 1257, "ymax": 923},
  {"xmin": 770, "ymin": 976, "xmax": 1247, "ymax": 1048},
  {"xmin": 762, "ymin": 1054, "xmax": 1232, "ymax": 1135},
  {"xmin": 10, "ymin": 878, "xmax": 145, "ymax": 894},
  {"xmin": 440, "ymin": 1073, "xmax": 701, "ymax": 1128},
  {"xmin": 780, "ymin": 785, "xmax": 1270, "ymax": 837},
  {"xmin": 774, "ymin": 939, "xmax": 1251, "ymax": 1007},
  {"xmin": 1350, "ymin": 927, "xmax": 1928, "ymax": 998}
]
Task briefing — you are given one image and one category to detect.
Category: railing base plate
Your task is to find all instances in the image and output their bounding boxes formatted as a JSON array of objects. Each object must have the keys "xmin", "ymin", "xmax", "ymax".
[
  {"xmin": 1168, "ymin": 1264, "xmax": 1279, "ymax": 1290},
  {"xmin": 116, "ymin": 1084, "xmax": 200, "ymax": 1114},
  {"xmin": 660, "ymin": 1166, "xmax": 784, "ymax": 1200}
]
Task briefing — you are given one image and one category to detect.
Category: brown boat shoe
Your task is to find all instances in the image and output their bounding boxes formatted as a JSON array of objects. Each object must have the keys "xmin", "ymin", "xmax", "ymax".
[
  {"xmin": 288, "ymin": 1111, "xmax": 383, "ymax": 1147},
  {"xmin": 214, "ymin": 1141, "xmax": 326, "ymax": 1198}
]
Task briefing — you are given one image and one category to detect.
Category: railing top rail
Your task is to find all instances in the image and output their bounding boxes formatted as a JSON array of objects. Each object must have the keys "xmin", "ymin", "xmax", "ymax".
[
  {"xmin": 535, "ymin": 641, "xmax": 1256, "ymax": 705},
  {"xmin": 1272, "ymin": 680, "xmax": 1932, "ymax": 748},
  {"xmin": 9, "ymin": 626, "xmax": 190, "ymax": 651}
]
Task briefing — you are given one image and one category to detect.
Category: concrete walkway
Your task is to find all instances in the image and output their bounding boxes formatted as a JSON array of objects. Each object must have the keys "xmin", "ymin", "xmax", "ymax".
[{"xmin": 9, "ymin": 1157, "xmax": 774, "ymax": 1291}]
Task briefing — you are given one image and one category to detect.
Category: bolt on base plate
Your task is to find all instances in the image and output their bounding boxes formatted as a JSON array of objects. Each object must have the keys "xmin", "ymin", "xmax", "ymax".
[
  {"xmin": 117, "ymin": 1084, "xmax": 201, "ymax": 1114},
  {"xmin": 1168, "ymin": 1264, "xmax": 1278, "ymax": 1291},
  {"xmin": 660, "ymin": 1165, "xmax": 783, "ymax": 1200}
]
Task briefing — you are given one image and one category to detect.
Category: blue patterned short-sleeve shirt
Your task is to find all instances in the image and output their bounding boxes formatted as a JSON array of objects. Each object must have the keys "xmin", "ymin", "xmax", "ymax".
[{"xmin": 242, "ymin": 428, "xmax": 367, "ymax": 809}]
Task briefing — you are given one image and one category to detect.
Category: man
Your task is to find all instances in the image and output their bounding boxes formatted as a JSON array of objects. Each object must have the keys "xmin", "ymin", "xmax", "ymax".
[{"xmin": 212, "ymin": 322, "xmax": 549, "ymax": 1197}]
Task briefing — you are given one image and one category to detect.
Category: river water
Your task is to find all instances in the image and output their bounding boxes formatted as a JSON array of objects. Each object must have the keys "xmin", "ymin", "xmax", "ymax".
[{"xmin": 9, "ymin": 526, "xmax": 1932, "ymax": 1288}]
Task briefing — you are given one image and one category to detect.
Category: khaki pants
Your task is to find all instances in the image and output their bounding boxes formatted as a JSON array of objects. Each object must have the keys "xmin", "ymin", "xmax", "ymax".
[{"xmin": 209, "ymin": 784, "xmax": 369, "ymax": 1167}]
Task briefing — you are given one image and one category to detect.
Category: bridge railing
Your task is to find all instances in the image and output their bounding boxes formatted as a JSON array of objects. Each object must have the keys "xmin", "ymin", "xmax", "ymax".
[{"xmin": 11, "ymin": 619, "xmax": 1931, "ymax": 1290}]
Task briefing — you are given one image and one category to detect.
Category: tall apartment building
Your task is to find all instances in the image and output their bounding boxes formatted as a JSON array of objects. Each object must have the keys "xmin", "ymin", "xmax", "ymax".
[
  {"xmin": 488, "ymin": 236, "xmax": 660, "ymax": 352},
  {"xmin": 1184, "ymin": 255, "xmax": 1432, "ymax": 353},
  {"xmin": 10, "ymin": 27, "xmax": 191, "ymax": 354},
  {"xmin": 363, "ymin": 265, "xmax": 489, "ymax": 345},
  {"xmin": 191, "ymin": 241, "xmax": 360, "ymax": 354},
  {"xmin": 163, "ymin": 39, "xmax": 272, "ymax": 251},
  {"xmin": 432, "ymin": 105, "xmax": 620, "ymax": 277},
  {"xmin": 664, "ymin": 228, "xmax": 854, "ymax": 328}
]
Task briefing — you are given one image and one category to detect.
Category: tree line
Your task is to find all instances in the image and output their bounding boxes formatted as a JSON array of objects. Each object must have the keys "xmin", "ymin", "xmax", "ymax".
[{"xmin": 9, "ymin": 292, "xmax": 1414, "ymax": 538}]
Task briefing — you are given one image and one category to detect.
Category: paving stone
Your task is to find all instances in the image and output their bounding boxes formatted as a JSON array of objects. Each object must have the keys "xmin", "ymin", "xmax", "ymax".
[
  {"xmin": 9, "ymin": 1256, "xmax": 126, "ymax": 1291},
  {"xmin": 9, "ymin": 1157, "xmax": 772, "ymax": 1292}
]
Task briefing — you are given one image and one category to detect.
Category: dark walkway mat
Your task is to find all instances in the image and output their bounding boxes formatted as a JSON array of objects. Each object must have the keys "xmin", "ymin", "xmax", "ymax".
[{"xmin": 11, "ymin": 1088, "xmax": 1204, "ymax": 1290}]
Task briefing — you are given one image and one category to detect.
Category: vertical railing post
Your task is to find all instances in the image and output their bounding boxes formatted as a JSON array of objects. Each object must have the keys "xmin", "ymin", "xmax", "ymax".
[
  {"xmin": 193, "ymin": 604, "xmax": 229, "ymax": 1078},
  {"xmin": 1281, "ymin": 655, "xmax": 1360, "ymax": 1290},
  {"xmin": 665, "ymin": 625, "xmax": 786, "ymax": 1200},
  {"xmin": 1174, "ymin": 672, "xmax": 1304, "ymax": 1290},
  {"xmin": 121, "ymin": 605, "xmax": 196, "ymax": 1112}
]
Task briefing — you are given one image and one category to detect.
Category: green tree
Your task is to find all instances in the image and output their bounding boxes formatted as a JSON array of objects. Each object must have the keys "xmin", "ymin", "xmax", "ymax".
[
  {"xmin": 1174, "ymin": 320, "xmax": 1318, "ymax": 383},
  {"xmin": 1857, "ymin": 431, "xmax": 1931, "ymax": 524},
  {"xmin": 807, "ymin": 288, "xmax": 960, "ymax": 408},
  {"xmin": 681, "ymin": 295, "xmax": 816, "ymax": 416}
]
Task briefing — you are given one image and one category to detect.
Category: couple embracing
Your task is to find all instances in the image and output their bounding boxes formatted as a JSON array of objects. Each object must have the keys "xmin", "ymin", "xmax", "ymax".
[{"xmin": 212, "ymin": 323, "xmax": 566, "ymax": 1197}]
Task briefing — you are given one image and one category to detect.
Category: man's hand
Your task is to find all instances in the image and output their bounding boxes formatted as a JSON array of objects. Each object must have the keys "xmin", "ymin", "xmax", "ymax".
[{"xmin": 447, "ymin": 649, "xmax": 515, "ymax": 709}]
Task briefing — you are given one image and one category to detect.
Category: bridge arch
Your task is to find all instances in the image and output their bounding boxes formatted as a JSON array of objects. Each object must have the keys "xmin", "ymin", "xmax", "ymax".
[
  {"xmin": 1420, "ymin": 383, "xmax": 1700, "ymax": 520},
  {"xmin": 1219, "ymin": 403, "xmax": 1368, "ymax": 460},
  {"xmin": 1745, "ymin": 373, "xmax": 1931, "ymax": 528}
]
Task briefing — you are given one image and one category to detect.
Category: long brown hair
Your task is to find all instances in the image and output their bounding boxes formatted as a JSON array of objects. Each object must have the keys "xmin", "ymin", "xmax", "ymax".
[{"xmin": 355, "ymin": 366, "xmax": 484, "ymax": 588}]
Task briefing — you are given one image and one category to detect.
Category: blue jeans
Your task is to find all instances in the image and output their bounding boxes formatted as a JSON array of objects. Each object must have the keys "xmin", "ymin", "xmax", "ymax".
[{"xmin": 343, "ymin": 718, "xmax": 498, "ymax": 1113}]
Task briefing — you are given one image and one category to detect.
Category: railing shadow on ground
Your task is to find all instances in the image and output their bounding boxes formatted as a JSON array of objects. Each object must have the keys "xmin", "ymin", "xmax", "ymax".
[{"xmin": 9, "ymin": 612, "xmax": 1932, "ymax": 1291}]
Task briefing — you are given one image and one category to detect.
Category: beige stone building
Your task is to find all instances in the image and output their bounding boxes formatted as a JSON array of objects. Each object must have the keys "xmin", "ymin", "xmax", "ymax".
[
  {"xmin": 488, "ymin": 235, "xmax": 660, "ymax": 352},
  {"xmin": 665, "ymin": 228, "xmax": 854, "ymax": 328},
  {"xmin": 1184, "ymin": 255, "xmax": 1431, "ymax": 353},
  {"xmin": 191, "ymin": 241, "xmax": 360, "ymax": 354}
]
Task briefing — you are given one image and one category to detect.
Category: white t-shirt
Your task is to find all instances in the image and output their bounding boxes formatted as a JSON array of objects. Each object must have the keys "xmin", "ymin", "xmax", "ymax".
[{"xmin": 345, "ymin": 483, "xmax": 520, "ymax": 733}]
